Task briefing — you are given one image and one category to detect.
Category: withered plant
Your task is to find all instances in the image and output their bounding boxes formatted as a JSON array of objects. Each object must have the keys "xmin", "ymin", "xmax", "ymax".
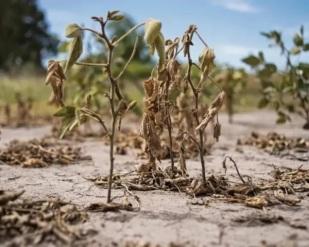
[
  {"xmin": 45, "ymin": 11, "xmax": 145, "ymax": 203},
  {"xmin": 140, "ymin": 22, "xmax": 225, "ymax": 184}
]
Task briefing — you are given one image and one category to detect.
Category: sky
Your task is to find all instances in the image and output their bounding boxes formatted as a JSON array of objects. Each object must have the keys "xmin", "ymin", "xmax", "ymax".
[{"xmin": 38, "ymin": 0, "xmax": 309, "ymax": 68}]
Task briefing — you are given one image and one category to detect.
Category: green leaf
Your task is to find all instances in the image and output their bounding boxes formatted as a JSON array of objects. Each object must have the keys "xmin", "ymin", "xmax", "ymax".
[
  {"xmin": 242, "ymin": 55, "xmax": 261, "ymax": 67},
  {"xmin": 58, "ymin": 41, "xmax": 70, "ymax": 53},
  {"xmin": 300, "ymin": 25, "xmax": 304, "ymax": 36},
  {"xmin": 303, "ymin": 43, "xmax": 309, "ymax": 51},
  {"xmin": 65, "ymin": 24, "xmax": 82, "ymax": 38},
  {"xmin": 258, "ymin": 51, "xmax": 265, "ymax": 63},
  {"xmin": 260, "ymin": 63, "xmax": 277, "ymax": 76},
  {"xmin": 111, "ymin": 14, "xmax": 124, "ymax": 21},
  {"xmin": 293, "ymin": 33, "xmax": 304, "ymax": 47},
  {"xmin": 107, "ymin": 11, "xmax": 124, "ymax": 21},
  {"xmin": 261, "ymin": 31, "xmax": 282, "ymax": 45},
  {"xmin": 65, "ymin": 36, "xmax": 83, "ymax": 73},
  {"xmin": 298, "ymin": 63, "xmax": 309, "ymax": 75}
]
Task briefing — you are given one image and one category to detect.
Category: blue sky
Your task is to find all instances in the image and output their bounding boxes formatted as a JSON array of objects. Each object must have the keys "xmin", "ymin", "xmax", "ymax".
[{"xmin": 38, "ymin": 0, "xmax": 309, "ymax": 67}]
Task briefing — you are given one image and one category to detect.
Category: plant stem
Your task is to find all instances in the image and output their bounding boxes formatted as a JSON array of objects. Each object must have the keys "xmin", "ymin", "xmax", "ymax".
[
  {"xmin": 112, "ymin": 22, "xmax": 145, "ymax": 46},
  {"xmin": 97, "ymin": 18, "xmax": 119, "ymax": 203},
  {"xmin": 164, "ymin": 74, "xmax": 175, "ymax": 174},
  {"xmin": 186, "ymin": 48, "xmax": 207, "ymax": 186},
  {"xmin": 107, "ymin": 107, "xmax": 116, "ymax": 203},
  {"xmin": 75, "ymin": 61, "xmax": 107, "ymax": 67}
]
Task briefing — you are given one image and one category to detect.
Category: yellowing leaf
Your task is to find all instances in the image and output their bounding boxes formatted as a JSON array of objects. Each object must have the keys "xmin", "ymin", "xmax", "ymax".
[
  {"xmin": 65, "ymin": 24, "xmax": 82, "ymax": 38},
  {"xmin": 144, "ymin": 19, "xmax": 161, "ymax": 45},
  {"xmin": 65, "ymin": 36, "xmax": 83, "ymax": 73}
]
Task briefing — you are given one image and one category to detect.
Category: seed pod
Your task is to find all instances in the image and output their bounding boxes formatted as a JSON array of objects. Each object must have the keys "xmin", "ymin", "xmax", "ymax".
[
  {"xmin": 213, "ymin": 122, "xmax": 221, "ymax": 141},
  {"xmin": 144, "ymin": 19, "xmax": 162, "ymax": 45}
]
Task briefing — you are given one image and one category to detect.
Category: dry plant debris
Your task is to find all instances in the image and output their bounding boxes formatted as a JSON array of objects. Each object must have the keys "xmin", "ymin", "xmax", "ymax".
[
  {"xmin": 90, "ymin": 157, "xmax": 309, "ymax": 210},
  {"xmin": 0, "ymin": 190, "xmax": 91, "ymax": 246},
  {"xmin": 0, "ymin": 137, "xmax": 91, "ymax": 167},
  {"xmin": 139, "ymin": 23, "xmax": 225, "ymax": 184},
  {"xmin": 238, "ymin": 131, "xmax": 309, "ymax": 161},
  {"xmin": 121, "ymin": 240, "xmax": 195, "ymax": 247}
]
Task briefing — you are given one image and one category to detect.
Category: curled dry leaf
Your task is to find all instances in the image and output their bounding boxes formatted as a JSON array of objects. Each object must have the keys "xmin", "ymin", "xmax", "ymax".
[
  {"xmin": 199, "ymin": 47, "xmax": 215, "ymax": 81},
  {"xmin": 196, "ymin": 91, "xmax": 226, "ymax": 131},
  {"xmin": 45, "ymin": 60, "xmax": 66, "ymax": 107}
]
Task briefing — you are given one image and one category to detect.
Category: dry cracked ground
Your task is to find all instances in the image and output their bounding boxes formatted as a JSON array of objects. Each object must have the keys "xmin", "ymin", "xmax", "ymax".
[{"xmin": 0, "ymin": 111, "xmax": 309, "ymax": 247}]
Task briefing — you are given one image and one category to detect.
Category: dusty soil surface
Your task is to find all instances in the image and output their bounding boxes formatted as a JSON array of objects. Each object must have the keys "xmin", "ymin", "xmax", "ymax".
[{"xmin": 1, "ymin": 111, "xmax": 309, "ymax": 247}]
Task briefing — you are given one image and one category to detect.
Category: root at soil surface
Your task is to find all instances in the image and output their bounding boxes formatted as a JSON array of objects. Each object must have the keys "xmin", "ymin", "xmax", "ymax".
[{"xmin": 88, "ymin": 160, "xmax": 309, "ymax": 210}]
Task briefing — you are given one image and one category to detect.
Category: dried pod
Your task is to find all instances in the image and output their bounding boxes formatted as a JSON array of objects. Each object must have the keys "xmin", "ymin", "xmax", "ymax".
[{"xmin": 213, "ymin": 122, "xmax": 221, "ymax": 141}]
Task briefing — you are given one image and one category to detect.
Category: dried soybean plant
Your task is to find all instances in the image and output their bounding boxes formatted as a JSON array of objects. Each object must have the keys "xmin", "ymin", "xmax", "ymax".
[
  {"xmin": 139, "ymin": 19, "xmax": 179, "ymax": 175},
  {"xmin": 45, "ymin": 11, "xmax": 145, "ymax": 203},
  {"xmin": 140, "ymin": 22, "xmax": 225, "ymax": 185},
  {"xmin": 183, "ymin": 25, "xmax": 225, "ymax": 185}
]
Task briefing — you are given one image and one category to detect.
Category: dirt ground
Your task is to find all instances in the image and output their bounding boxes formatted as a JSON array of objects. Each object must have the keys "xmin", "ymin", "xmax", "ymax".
[{"xmin": 1, "ymin": 111, "xmax": 309, "ymax": 247}]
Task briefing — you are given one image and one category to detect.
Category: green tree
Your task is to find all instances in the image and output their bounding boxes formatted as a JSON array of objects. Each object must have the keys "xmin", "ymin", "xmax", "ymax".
[{"xmin": 0, "ymin": 0, "xmax": 58, "ymax": 71}]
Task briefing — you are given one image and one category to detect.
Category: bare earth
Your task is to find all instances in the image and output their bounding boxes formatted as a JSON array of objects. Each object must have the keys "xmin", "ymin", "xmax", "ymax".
[{"xmin": 1, "ymin": 111, "xmax": 309, "ymax": 247}]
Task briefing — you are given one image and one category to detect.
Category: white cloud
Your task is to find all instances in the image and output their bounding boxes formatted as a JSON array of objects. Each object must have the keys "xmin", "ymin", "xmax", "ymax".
[{"xmin": 210, "ymin": 0, "xmax": 259, "ymax": 13}]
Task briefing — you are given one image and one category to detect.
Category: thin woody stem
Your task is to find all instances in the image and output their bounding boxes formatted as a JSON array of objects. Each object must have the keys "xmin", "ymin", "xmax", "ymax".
[
  {"xmin": 185, "ymin": 43, "xmax": 207, "ymax": 186},
  {"xmin": 75, "ymin": 62, "xmax": 107, "ymax": 67},
  {"xmin": 164, "ymin": 73, "xmax": 175, "ymax": 174},
  {"xmin": 112, "ymin": 22, "xmax": 145, "ymax": 46},
  {"xmin": 115, "ymin": 36, "xmax": 138, "ymax": 80},
  {"xmin": 94, "ymin": 18, "xmax": 118, "ymax": 203}
]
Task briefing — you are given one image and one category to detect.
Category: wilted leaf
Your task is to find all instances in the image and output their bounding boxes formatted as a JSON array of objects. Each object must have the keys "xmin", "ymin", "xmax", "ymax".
[
  {"xmin": 65, "ymin": 24, "xmax": 82, "ymax": 38},
  {"xmin": 54, "ymin": 106, "xmax": 79, "ymax": 138},
  {"xmin": 293, "ymin": 33, "xmax": 304, "ymax": 47},
  {"xmin": 65, "ymin": 36, "xmax": 83, "ymax": 73},
  {"xmin": 107, "ymin": 10, "xmax": 124, "ymax": 21},
  {"xmin": 144, "ymin": 19, "xmax": 162, "ymax": 45},
  {"xmin": 54, "ymin": 106, "xmax": 76, "ymax": 118}
]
